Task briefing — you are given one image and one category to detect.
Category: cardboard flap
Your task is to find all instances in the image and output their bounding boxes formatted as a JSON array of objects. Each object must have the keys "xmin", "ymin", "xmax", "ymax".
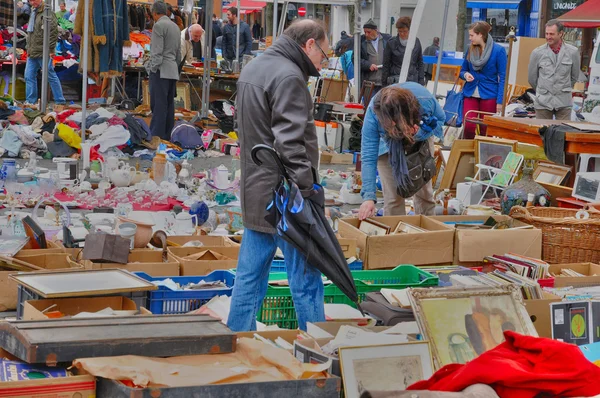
[
  {"xmin": 184, "ymin": 250, "xmax": 232, "ymax": 261},
  {"xmin": 457, "ymin": 229, "xmax": 542, "ymax": 262}
]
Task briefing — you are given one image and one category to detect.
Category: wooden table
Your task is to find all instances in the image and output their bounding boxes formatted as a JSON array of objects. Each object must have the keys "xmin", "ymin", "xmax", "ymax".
[{"xmin": 484, "ymin": 115, "xmax": 600, "ymax": 154}]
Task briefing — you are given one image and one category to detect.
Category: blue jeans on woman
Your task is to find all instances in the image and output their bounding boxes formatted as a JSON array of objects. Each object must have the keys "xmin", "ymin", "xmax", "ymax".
[
  {"xmin": 25, "ymin": 57, "xmax": 66, "ymax": 104},
  {"xmin": 227, "ymin": 228, "xmax": 325, "ymax": 332}
]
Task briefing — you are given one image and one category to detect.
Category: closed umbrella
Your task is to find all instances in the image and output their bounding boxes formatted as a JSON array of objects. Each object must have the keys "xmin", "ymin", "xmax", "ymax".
[{"xmin": 251, "ymin": 144, "xmax": 359, "ymax": 306}]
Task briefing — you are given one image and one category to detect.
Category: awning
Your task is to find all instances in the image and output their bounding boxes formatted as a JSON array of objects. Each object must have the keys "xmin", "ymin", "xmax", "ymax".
[
  {"xmin": 223, "ymin": 0, "xmax": 266, "ymax": 13},
  {"xmin": 558, "ymin": 0, "xmax": 600, "ymax": 28},
  {"xmin": 467, "ymin": 0, "xmax": 522, "ymax": 9}
]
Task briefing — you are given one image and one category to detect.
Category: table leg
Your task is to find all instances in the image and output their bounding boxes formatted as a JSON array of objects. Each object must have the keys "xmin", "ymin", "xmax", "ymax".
[{"xmin": 137, "ymin": 72, "xmax": 141, "ymax": 102}]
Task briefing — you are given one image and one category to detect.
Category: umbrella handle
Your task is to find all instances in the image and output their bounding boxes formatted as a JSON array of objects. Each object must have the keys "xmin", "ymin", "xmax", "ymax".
[{"xmin": 251, "ymin": 144, "xmax": 291, "ymax": 180}]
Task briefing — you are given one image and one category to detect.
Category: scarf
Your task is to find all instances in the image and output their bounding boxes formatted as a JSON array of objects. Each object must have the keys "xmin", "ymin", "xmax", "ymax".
[
  {"xmin": 469, "ymin": 37, "xmax": 494, "ymax": 71},
  {"xmin": 400, "ymin": 38, "xmax": 408, "ymax": 46},
  {"xmin": 27, "ymin": 7, "xmax": 38, "ymax": 33},
  {"xmin": 387, "ymin": 114, "xmax": 441, "ymax": 193}
]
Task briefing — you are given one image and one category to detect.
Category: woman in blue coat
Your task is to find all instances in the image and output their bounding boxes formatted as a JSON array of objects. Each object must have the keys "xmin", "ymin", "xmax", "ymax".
[{"xmin": 460, "ymin": 21, "xmax": 507, "ymax": 139}]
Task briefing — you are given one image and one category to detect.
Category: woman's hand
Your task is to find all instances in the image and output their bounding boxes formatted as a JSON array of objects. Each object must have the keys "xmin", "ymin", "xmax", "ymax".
[
  {"xmin": 464, "ymin": 72, "xmax": 474, "ymax": 82},
  {"xmin": 358, "ymin": 201, "xmax": 377, "ymax": 220},
  {"xmin": 496, "ymin": 104, "xmax": 503, "ymax": 114}
]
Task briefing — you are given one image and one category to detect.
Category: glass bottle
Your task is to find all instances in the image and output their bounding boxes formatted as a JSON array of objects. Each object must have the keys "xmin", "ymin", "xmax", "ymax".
[{"xmin": 501, "ymin": 165, "xmax": 551, "ymax": 215}]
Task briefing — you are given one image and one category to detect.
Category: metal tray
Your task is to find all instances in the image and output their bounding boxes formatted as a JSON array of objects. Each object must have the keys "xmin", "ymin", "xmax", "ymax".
[
  {"xmin": 0, "ymin": 315, "xmax": 235, "ymax": 364},
  {"xmin": 97, "ymin": 376, "xmax": 341, "ymax": 398},
  {"xmin": 9, "ymin": 269, "xmax": 157, "ymax": 299}
]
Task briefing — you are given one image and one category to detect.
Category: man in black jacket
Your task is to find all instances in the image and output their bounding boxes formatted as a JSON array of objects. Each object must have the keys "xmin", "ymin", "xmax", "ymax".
[
  {"xmin": 360, "ymin": 19, "xmax": 391, "ymax": 100},
  {"xmin": 227, "ymin": 19, "xmax": 329, "ymax": 332},
  {"xmin": 382, "ymin": 16, "xmax": 424, "ymax": 86}
]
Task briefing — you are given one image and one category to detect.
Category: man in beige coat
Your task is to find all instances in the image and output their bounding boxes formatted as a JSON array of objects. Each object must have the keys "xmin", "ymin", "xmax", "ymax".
[
  {"xmin": 528, "ymin": 19, "xmax": 580, "ymax": 120},
  {"xmin": 180, "ymin": 24, "xmax": 205, "ymax": 64}
]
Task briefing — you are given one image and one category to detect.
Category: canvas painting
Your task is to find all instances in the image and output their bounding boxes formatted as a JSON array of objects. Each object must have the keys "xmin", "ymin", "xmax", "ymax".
[
  {"xmin": 340, "ymin": 342, "xmax": 433, "ymax": 398},
  {"xmin": 409, "ymin": 286, "xmax": 536, "ymax": 369}
]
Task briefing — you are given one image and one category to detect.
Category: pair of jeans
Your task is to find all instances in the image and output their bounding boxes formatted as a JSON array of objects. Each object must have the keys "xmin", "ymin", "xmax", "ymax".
[
  {"xmin": 227, "ymin": 228, "xmax": 325, "ymax": 332},
  {"xmin": 149, "ymin": 72, "xmax": 176, "ymax": 141},
  {"xmin": 24, "ymin": 57, "xmax": 65, "ymax": 104}
]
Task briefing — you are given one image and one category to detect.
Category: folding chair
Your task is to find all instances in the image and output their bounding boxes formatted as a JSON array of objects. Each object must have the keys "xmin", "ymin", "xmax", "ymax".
[{"xmin": 465, "ymin": 151, "xmax": 524, "ymax": 204}]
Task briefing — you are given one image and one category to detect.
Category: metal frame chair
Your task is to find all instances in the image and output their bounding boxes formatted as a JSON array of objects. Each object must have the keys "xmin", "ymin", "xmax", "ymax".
[{"xmin": 465, "ymin": 151, "xmax": 525, "ymax": 204}]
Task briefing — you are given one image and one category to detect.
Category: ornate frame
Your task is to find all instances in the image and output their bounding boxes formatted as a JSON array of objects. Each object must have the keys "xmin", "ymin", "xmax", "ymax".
[{"xmin": 408, "ymin": 285, "xmax": 537, "ymax": 370}]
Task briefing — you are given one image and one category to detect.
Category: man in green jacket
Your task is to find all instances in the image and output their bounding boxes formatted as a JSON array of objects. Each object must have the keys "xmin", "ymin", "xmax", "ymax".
[{"xmin": 25, "ymin": 0, "xmax": 65, "ymax": 107}]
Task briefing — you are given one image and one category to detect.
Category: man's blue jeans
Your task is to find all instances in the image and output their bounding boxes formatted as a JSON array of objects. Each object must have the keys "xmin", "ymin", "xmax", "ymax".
[
  {"xmin": 227, "ymin": 228, "xmax": 325, "ymax": 331},
  {"xmin": 25, "ymin": 58, "xmax": 66, "ymax": 104}
]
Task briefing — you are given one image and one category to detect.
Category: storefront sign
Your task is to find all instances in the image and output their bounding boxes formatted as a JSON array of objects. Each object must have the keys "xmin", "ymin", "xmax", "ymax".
[{"xmin": 551, "ymin": 0, "xmax": 583, "ymax": 19}]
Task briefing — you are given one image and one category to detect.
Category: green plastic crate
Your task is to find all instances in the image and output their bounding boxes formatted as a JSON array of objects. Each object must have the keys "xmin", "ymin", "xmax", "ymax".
[{"xmin": 257, "ymin": 265, "xmax": 438, "ymax": 329}]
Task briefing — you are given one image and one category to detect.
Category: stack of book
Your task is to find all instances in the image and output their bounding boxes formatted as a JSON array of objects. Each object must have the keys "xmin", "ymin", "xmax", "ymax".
[
  {"xmin": 483, "ymin": 253, "xmax": 549, "ymax": 280},
  {"xmin": 450, "ymin": 270, "xmax": 543, "ymax": 299}
]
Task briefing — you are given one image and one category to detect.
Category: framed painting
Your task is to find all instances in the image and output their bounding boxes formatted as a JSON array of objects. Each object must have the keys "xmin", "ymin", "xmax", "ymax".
[
  {"xmin": 339, "ymin": 342, "xmax": 434, "ymax": 398},
  {"xmin": 408, "ymin": 285, "xmax": 537, "ymax": 370},
  {"xmin": 533, "ymin": 162, "xmax": 571, "ymax": 186},
  {"xmin": 358, "ymin": 218, "xmax": 390, "ymax": 236},
  {"xmin": 474, "ymin": 136, "xmax": 518, "ymax": 169},
  {"xmin": 142, "ymin": 81, "xmax": 192, "ymax": 110}
]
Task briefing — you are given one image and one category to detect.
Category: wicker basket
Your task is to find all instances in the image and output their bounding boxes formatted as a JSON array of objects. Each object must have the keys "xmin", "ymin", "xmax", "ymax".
[{"xmin": 509, "ymin": 206, "xmax": 600, "ymax": 264}]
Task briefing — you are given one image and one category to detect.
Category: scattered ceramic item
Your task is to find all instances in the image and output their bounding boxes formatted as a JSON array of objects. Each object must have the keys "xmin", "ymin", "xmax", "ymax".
[{"xmin": 117, "ymin": 215, "xmax": 154, "ymax": 248}]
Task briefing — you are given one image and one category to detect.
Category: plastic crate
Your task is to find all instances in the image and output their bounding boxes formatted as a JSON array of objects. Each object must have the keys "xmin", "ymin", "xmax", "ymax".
[
  {"xmin": 134, "ymin": 271, "xmax": 235, "ymax": 315},
  {"xmin": 16, "ymin": 285, "xmax": 148, "ymax": 320},
  {"xmin": 270, "ymin": 259, "xmax": 363, "ymax": 273},
  {"xmin": 258, "ymin": 265, "xmax": 438, "ymax": 329}
]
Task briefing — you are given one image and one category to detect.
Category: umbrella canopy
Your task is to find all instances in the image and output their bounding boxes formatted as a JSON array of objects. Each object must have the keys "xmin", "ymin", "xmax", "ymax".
[
  {"xmin": 251, "ymin": 144, "xmax": 359, "ymax": 306},
  {"xmin": 557, "ymin": 0, "xmax": 600, "ymax": 28}
]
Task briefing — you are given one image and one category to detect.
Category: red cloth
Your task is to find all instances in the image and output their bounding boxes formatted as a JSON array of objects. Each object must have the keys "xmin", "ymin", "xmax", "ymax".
[
  {"xmin": 57, "ymin": 109, "xmax": 77, "ymax": 123},
  {"xmin": 408, "ymin": 331, "xmax": 600, "ymax": 398}
]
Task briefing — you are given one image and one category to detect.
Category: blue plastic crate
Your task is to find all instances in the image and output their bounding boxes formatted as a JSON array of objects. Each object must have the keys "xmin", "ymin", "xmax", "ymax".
[
  {"xmin": 270, "ymin": 259, "xmax": 363, "ymax": 273},
  {"xmin": 134, "ymin": 271, "xmax": 236, "ymax": 315}
]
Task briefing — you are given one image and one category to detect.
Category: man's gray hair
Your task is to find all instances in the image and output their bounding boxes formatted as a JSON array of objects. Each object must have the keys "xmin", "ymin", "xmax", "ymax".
[
  {"xmin": 152, "ymin": 1, "xmax": 167, "ymax": 16},
  {"xmin": 283, "ymin": 19, "xmax": 326, "ymax": 47},
  {"xmin": 546, "ymin": 19, "xmax": 565, "ymax": 33}
]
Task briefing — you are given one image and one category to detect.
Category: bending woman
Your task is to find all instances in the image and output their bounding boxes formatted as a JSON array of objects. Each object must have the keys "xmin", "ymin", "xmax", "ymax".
[
  {"xmin": 359, "ymin": 82, "xmax": 445, "ymax": 219},
  {"xmin": 460, "ymin": 21, "xmax": 507, "ymax": 139}
]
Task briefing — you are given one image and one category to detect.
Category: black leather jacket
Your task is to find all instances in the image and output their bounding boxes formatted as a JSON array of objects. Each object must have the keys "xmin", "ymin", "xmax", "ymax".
[{"xmin": 382, "ymin": 36, "xmax": 425, "ymax": 86}]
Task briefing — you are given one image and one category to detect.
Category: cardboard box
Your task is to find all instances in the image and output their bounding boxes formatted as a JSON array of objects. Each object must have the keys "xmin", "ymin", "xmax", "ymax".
[
  {"xmin": 548, "ymin": 263, "xmax": 600, "ymax": 287},
  {"xmin": 14, "ymin": 253, "xmax": 80, "ymax": 270},
  {"xmin": 0, "ymin": 374, "xmax": 96, "ymax": 398},
  {"xmin": 338, "ymin": 216, "xmax": 454, "ymax": 268},
  {"xmin": 0, "ymin": 361, "xmax": 67, "ymax": 381},
  {"xmin": 552, "ymin": 301, "xmax": 600, "ymax": 346},
  {"xmin": 167, "ymin": 235, "xmax": 238, "ymax": 247},
  {"xmin": 0, "ymin": 254, "xmax": 82, "ymax": 312},
  {"xmin": 83, "ymin": 249, "xmax": 180, "ymax": 277},
  {"xmin": 429, "ymin": 215, "xmax": 542, "ymax": 266},
  {"xmin": 22, "ymin": 296, "xmax": 151, "ymax": 321},
  {"xmin": 16, "ymin": 248, "xmax": 66, "ymax": 257},
  {"xmin": 336, "ymin": 238, "xmax": 357, "ymax": 259},
  {"xmin": 524, "ymin": 292, "xmax": 561, "ymax": 338},
  {"xmin": 320, "ymin": 152, "xmax": 354, "ymax": 165},
  {"xmin": 169, "ymin": 246, "xmax": 240, "ymax": 275}
]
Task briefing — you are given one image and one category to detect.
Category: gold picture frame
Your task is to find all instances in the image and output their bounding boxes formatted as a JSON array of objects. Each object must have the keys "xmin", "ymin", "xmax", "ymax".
[
  {"xmin": 358, "ymin": 218, "xmax": 391, "ymax": 236},
  {"xmin": 142, "ymin": 80, "xmax": 192, "ymax": 110},
  {"xmin": 339, "ymin": 342, "xmax": 434, "ymax": 397},
  {"xmin": 437, "ymin": 139, "xmax": 475, "ymax": 192},
  {"xmin": 393, "ymin": 221, "xmax": 427, "ymax": 235},
  {"xmin": 408, "ymin": 285, "xmax": 537, "ymax": 370}
]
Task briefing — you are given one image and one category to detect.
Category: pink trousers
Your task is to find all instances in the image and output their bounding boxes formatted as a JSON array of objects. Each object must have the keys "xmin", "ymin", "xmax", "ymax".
[{"xmin": 462, "ymin": 97, "xmax": 497, "ymax": 139}]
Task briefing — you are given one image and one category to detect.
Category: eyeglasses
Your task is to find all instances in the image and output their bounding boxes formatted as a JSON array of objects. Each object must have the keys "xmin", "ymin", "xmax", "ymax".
[{"xmin": 314, "ymin": 41, "xmax": 329, "ymax": 63}]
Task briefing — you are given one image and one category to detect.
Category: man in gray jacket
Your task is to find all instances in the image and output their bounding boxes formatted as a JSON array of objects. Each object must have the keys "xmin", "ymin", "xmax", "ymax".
[
  {"xmin": 227, "ymin": 19, "xmax": 329, "ymax": 332},
  {"xmin": 528, "ymin": 19, "xmax": 580, "ymax": 120},
  {"xmin": 146, "ymin": 1, "xmax": 181, "ymax": 140}
]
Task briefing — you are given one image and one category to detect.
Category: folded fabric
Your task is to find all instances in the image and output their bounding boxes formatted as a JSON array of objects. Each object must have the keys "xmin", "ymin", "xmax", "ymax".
[
  {"xmin": 68, "ymin": 111, "xmax": 83, "ymax": 124},
  {"xmin": 539, "ymin": 125, "xmax": 566, "ymax": 165},
  {"xmin": 30, "ymin": 116, "xmax": 44, "ymax": 132},
  {"xmin": 408, "ymin": 331, "xmax": 600, "ymax": 398},
  {"xmin": 89, "ymin": 122, "xmax": 109, "ymax": 138},
  {"xmin": 57, "ymin": 109, "xmax": 77, "ymax": 123},
  {"xmin": 0, "ymin": 128, "xmax": 23, "ymax": 157},
  {"xmin": 107, "ymin": 115, "xmax": 128, "ymax": 129},
  {"xmin": 94, "ymin": 125, "xmax": 130, "ymax": 152},
  {"xmin": 93, "ymin": 107, "xmax": 116, "ymax": 120}
]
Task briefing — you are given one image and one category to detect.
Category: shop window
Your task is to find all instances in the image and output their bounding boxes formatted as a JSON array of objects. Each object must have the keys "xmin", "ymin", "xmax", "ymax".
[{"xmin": 486, "ymin": 9, "xmax": 518, "ymax": 43}]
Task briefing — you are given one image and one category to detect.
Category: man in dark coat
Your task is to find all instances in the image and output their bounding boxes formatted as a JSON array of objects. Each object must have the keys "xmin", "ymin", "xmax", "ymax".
[
  {"xmin": 222, "ymin": 6, "xmax": 253, "ymax": 64},
  {"xmin": 212, "ymin": 14, "xmax": 222, "ymax": 38},
  {"xmin": 334, "ymin": 30, "xmax": 353, "ymax": 56},
  {"xmin": 423, "ymin": 37, "xmax": 440, "ymax": 83},
  {"xmin": 360, "ymin": 19, "xmax": 391, "ymax": 99},
  {"xmin": 227, "ymin": 19, "xmax": 330, "ymax": 332}
]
